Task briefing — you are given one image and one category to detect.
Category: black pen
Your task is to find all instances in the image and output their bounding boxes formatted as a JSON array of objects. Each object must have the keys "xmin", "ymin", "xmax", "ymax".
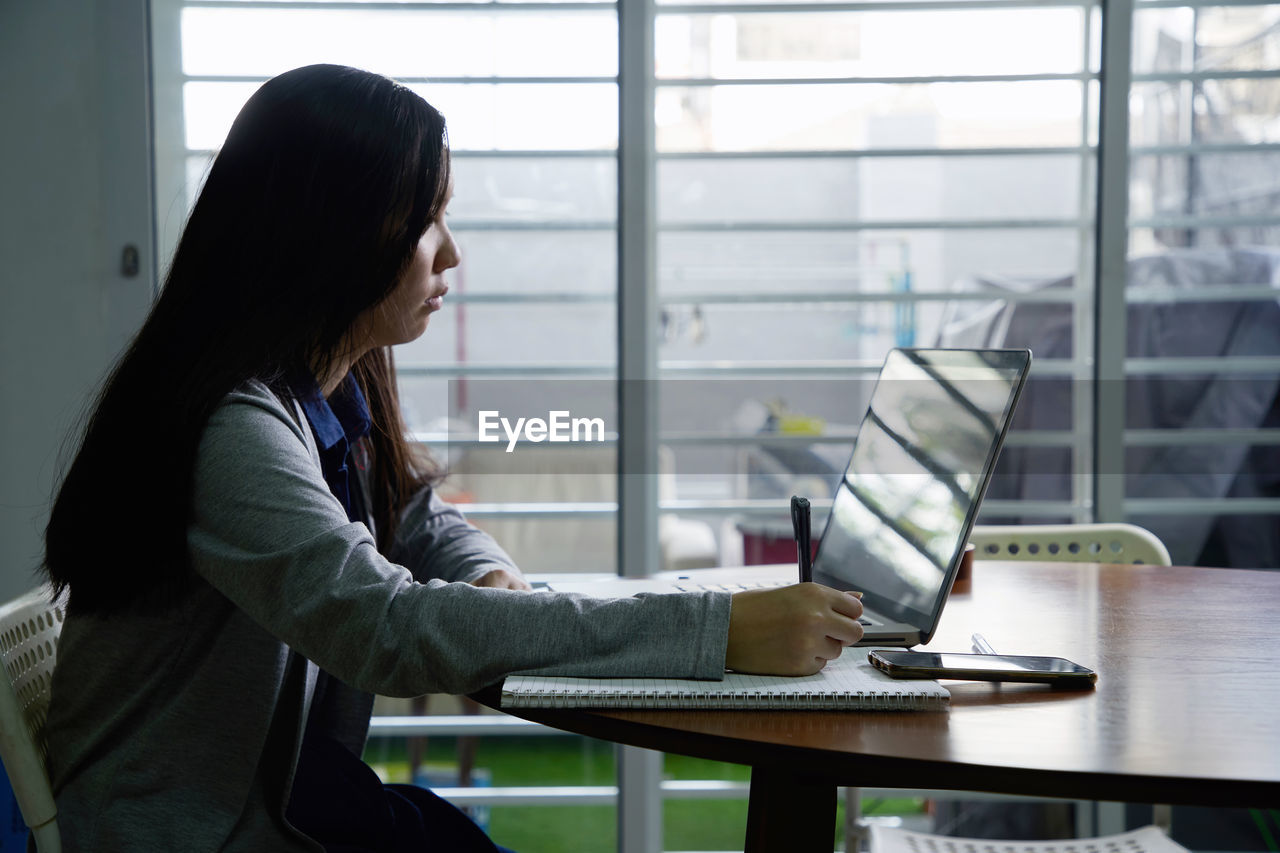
[{"xmin": 790, "ymin": 495, "xmax": 812, "ymax": 583}]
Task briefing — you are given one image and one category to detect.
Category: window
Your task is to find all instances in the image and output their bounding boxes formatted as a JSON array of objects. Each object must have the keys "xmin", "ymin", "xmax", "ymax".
[
  {"xmin": 652, "ymin": 2, "xmax": 1099, "ymax": 559},
  {"xmin": 1121, "ymin": 2, "xmax": 1280, "ymax": 569},
  {"xmin": 152, "ymin": 0, "xmax": 622, "ymax": 578}
]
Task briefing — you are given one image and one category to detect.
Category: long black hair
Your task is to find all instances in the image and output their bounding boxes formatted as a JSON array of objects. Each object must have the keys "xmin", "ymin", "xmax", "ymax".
[{"xmin": 45, "ymin": 64, "xmax": 449, "ymax": 613}]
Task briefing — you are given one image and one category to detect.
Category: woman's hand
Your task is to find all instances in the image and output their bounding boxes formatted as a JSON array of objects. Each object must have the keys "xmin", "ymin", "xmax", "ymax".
[
  {"xmin": 469, "ymin": 568, "xmax": 532, "ymax": 591},
  {"xmin": 725, "ymin": 583, "xmax": 864, "ymax": 676}
]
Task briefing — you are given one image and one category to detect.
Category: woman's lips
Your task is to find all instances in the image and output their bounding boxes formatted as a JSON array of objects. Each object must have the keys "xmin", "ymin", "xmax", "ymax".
[{"xmin": 426, "ymin": 284, "xmax": 449, "ymax": 311}]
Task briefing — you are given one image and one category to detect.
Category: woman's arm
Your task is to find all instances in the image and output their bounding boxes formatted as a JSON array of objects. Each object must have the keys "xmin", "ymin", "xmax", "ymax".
[
  {"xmin": 388, "ymin": 486, "xmax": 529, "ymax": 589},
  {"xmin": 187, "ymin": 387, "xmax": 729, "ymax": 696}
]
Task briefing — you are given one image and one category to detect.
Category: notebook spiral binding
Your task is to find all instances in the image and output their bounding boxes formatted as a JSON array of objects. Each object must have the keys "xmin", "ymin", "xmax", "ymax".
[{"xmin": 500, "ymin": 686, "xmax": 949, "ymax": 711}]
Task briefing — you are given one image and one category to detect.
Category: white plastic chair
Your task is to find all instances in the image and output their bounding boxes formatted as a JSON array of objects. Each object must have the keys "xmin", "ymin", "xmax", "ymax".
[
  {"xmin": 970, "ymin": 523, "xmax": 1173, "ymax": 566},
  {"xmin": 934, "ymin": 523, "xmax": 1173, "ymax": 841},
  {"xmin": 871, "ymin": 824, "xmax": 1189, "ymax": 853},
  {"xmin": 0, "ymin": 586, "xmax": 66, "ymax": 853}
]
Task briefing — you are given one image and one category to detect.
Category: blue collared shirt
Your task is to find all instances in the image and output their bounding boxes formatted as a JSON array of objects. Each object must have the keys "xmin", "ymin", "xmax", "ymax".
[{"xmin": 295, "ymin": 374, "xmax": 372, "ymax": 523}]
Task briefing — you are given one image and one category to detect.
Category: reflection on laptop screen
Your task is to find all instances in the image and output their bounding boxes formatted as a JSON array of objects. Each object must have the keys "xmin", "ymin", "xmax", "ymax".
[{"xmin": 812, "ymin": 349, "xmax": 1028, "ymax": 627}]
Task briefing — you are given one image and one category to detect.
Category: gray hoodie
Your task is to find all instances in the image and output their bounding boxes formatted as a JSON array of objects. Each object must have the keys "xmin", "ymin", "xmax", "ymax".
[{"xmin": 45, "ymin": 381, "xmax": 731, "ymax": 852}]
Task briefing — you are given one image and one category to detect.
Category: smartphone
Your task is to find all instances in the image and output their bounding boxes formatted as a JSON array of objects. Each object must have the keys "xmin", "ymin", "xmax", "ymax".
[{"xmin": 867, "ymin": 650, "xmax": 1096, "ymax": 686}]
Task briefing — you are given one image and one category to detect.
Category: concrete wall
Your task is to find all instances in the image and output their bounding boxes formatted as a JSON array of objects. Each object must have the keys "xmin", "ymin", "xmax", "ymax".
[{"xmin": 0, "ymin": 0, "xmax": 154, "ymax": 601}]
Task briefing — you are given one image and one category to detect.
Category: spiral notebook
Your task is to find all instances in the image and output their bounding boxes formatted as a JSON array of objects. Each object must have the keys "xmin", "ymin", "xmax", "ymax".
[{"xmin": 501, "ymin": 653, "xmax": 950, "ymax": 711}]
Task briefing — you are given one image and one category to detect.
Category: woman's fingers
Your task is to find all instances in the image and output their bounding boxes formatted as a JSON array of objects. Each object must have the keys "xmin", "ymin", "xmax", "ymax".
[
  {"xmin": 469, "ymin": 568, "xmax": 532, "ymax": 591},
  {"xmin": 825, "ymin": 617, "xmax": 864, "ymax": 648},
  {"xmin": 725, "ymin": 583, "xmax": 865, "ymax": 676},
  {"xmin": 830, "ymin": 588, "xmax": 865, "ymax": 621},
  {"xmin": 812, "ymin": 584, "xmax": 865, "ymax": 649},
  {"xmin": 818, "ymin": 635, "xmax": 847, "ymax": 661}
]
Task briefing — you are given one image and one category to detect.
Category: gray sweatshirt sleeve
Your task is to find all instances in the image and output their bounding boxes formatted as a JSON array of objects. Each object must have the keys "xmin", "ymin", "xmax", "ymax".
[
  {"xmin": 187, "ymin": 387, "xmax": 730, "ymax": 698},
  {"xmin": 388, "ymin": 486, "xmax": 521, "ymax": 585}
]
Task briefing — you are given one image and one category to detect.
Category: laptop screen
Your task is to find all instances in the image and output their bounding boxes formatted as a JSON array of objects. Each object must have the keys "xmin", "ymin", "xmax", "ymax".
[{"xmin": 811, "ymin": 348, "xmax": 1030, "ymax": 637}]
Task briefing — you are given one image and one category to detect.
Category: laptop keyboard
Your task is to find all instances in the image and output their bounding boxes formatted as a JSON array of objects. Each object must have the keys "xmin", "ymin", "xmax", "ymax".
[
  {"xmin": 671, "ymin": 580, "xmax": 787, "ymax": 594},
  {"xmin": 671, "ymin": 580, "xmax": 877, "ymax": 626}
]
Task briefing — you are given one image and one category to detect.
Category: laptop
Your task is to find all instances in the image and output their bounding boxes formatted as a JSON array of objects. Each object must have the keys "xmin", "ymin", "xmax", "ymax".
[{"xmin": 544, "ymin": 347, "xmax": 1032, "ymax": 648}]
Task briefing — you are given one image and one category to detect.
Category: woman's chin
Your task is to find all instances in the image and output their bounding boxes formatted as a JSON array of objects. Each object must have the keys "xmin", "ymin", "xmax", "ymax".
[{"xmin": 409, "ymin": 315, "xmax": 433, "ymax": 340}]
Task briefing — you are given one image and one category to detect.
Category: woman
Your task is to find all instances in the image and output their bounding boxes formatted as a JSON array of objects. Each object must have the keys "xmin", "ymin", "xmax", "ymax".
[{"xmin": 42, "ymin": 64, "xmax": 864, "ymax": 852}]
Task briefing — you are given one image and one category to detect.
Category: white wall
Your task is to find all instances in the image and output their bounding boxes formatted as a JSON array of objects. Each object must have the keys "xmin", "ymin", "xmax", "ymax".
[{"xmin": 0, "ymin": 0, "xmax": 154, "ymax": 601}]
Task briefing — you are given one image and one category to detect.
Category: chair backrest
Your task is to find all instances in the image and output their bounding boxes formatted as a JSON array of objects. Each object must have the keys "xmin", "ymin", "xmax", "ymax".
[
  {"xmin": 970, "ymin": 523, "xmax": 1172, "ymax": 566},
  {"xmin": 0, "ymin": 586, "xmax": 66, "ymax": 852},
  {"xmin": 870, "ymin": 823, "xmax": 1189, "ymax": 852}
]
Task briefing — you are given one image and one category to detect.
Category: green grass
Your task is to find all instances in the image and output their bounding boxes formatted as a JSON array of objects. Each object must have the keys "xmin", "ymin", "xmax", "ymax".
[
  {"xmin": 489, "ymin": 805, "xmax": 618, "ymax": 853},
  {"xmin": 364, "ymin": 735, "xmax": 925, "ymax": 852}
]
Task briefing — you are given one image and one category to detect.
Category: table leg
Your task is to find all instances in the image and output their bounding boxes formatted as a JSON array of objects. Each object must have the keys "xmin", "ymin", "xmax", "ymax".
[{"xmin": 744, "ymin": 767, "xmax": 837, "ymax": 853}]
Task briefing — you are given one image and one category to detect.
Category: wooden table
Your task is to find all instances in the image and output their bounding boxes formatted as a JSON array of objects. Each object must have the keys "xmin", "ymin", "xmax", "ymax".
[{"xmin": 492, "ymin": 562, "xmax": 1280, "ymax": 850}]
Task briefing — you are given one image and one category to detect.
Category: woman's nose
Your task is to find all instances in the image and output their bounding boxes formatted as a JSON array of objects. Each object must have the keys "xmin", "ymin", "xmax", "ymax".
[{"xmin": 437, "ymin": 227, "xmax": 460, "ymax": 272}]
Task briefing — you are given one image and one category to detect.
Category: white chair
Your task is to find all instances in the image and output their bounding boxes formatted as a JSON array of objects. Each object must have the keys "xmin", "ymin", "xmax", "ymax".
[
  {"xmin": 0, "ymin": 586, "xmax": 66, "ymax": 853},
  {"xmin": 871, "ymin": 824, "xmax": 1189, "ymax": 853},
  {"xmin": 970, "ymin": 523, "xmax": 1172, "ymax": 567},
  {"xmin": 904, "ymin": 523, "xmax": 1172, "ymax": 845}
]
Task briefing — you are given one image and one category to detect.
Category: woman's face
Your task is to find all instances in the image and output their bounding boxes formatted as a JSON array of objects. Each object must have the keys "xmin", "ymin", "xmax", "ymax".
[{"xmin": 355, "ymin": 181, "xmax": 459, "ymax": 350}]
